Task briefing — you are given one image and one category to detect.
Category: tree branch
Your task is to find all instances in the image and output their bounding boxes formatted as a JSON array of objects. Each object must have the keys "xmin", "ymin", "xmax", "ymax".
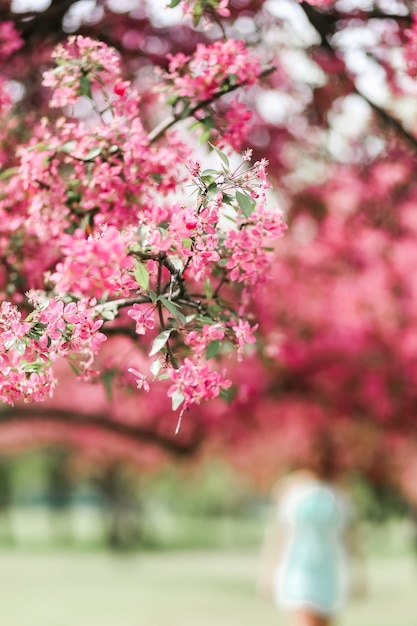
[
  {"xmin": 1, "ymin": 0, "xmax": 74, "ymax": 41},
  {"xmin": 0, "ymin": 406, "xmax": 203, "ymax": 456},
  {"xmin": 148, "ymin": 66, "xmax": 276, "ymax": 144},
  {"xmin": 299, "ymin": 2, "xmax": 417, "ymax": 153}
]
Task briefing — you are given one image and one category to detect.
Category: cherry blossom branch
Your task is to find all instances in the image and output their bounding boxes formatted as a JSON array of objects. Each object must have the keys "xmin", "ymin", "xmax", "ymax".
[
  {"xmin": 148, "ymin": 66, "xmax": 275, "ymax": 144},
  {"xmin": 0, "ymin": 35, "xmax": 286, "ymax": 414}
]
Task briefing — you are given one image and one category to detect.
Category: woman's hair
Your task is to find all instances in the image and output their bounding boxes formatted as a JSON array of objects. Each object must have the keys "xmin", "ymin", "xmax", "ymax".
[{"xmin": 302, "ymin": 431, "xmax": 339, "ymax": 480}]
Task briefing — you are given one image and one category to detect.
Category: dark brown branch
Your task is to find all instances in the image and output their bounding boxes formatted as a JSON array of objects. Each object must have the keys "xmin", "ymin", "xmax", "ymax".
[
  {"xmin": 0, "ymin": 406, "xmax": 203, "ymax": 456},
  {"xmin": 299, "ymin": 2, "xmax": 417, "ymax": 153},
  {"xmin": 1, "ymin": 0, "xmax": 74, "ymax": 41}
]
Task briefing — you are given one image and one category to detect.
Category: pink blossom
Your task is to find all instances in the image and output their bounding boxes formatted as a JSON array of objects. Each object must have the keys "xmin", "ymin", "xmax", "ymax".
[
  {"xmin": 128, "ymin": 367, "xmax": 150, "ymax": 392},
  {"xmin": 42, "ymin": 35, "xmax": 122, "ymax": 108},
  {"xmin": 127, "ymin": 305, "xmax": 155, "ymax": 336},
  {"xmin": 167, "ymin": 357, "xmax": 231, "ymax": 411},
  {"xmin": 405, "ymin": 15, "xmax": 417, "ymax": 79},
  {"xmin": 163, "ymin": 40, "xmax": 262, "ymax": 107},
  {"xmin": 179, "ymin": 0, "xmax": 230, "ymax": 20},
  {"xmin": 232, "ymin": 319, "xmax": 258, "ymax": 361},
  {"xmin": 0, "ymin": 22, "xmax": 24, "ymax": 61},
  {"xmin": 185, "ymin": 323, "xmax": 226, "ymax": 354},
  {"xmin": 50, "ymin": 226, "xmax": 135, "ymax": 299},
  {"xmin": 217, "ymin": 99, "xmax": 252, "ymax": 152}
]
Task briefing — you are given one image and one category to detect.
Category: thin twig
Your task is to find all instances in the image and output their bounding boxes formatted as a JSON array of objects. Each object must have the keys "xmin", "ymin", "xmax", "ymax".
[{"xmin": 148, "ymin": 67, "xmax": 276, "ymax": 144}]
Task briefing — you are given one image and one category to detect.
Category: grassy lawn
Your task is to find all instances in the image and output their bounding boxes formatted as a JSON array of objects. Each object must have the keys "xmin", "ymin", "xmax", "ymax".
[{"xmin": 0, "ymin": 548, "xmax": 416, "ymax": 626}]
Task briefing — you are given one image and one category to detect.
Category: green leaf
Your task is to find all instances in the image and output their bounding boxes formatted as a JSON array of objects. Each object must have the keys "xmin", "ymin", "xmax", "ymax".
[
  {"xmin": 197, "ymin": 315, "xmax": 216, "ymax": 324},
  {"xmin": 134, "ymin": 260, "xmax": 150, "ymax": 291},
  {"xmin": 101, "ymin": 369, "xmax": 116, "ymax": 401},
  {"xmin": 236, "ymin": 190, "xmax": 255, "ymax": 218},
  {"xmin": 79, "ymin": 74, "xmax": 92, "ymax": 99},
  {"xmin": 203, "ymin": 116, "xmax": 215, "ymax": 130},
  {"xmin": 60, "ymin": 140, "xmax": 77, "ymax": 155},
  {"xmin": 201, "ymin": 169, "xmax": 218, "ymax": 177},
  {"xmin": 189, "ymin": 120, "xmax": 203, "ymax": 131},
  {"xmin": 166, "ymin": 309, "xmax": 187, "ymax": 325},
  {"xmin": 101, "ymin": 309, "xmax": 116, "ymax": 321},
  {"xmin": 220, "ymin": 386, "xmax": 236, "ymax": 403},
  {"xmin": 69, "ymin": 361, "xmax": 81, "ymax": 376},
  {"xmin": 206, "ymin": 340, "xmax": 221, "ymax": 359},
  {"xmin": 23, "ymin": 361, "xmax": 44, "ymax": 373},
  {"xmin": 14, "ymin": 340, "xmax": 26, "ymax": 356},
  {"xmin": 171, "ymin": 390, "xmax": 185, "ymax": 411},
  {"xmin": 209, "ymin": 143, "xmax": 229, "ymax": 168},
  {"xmin": 204, "ymin": 278, "xmax": 213, "ymax": 299},
  {"xmin": 159, "ymin": 296, "xmax": 182, "ymax": 317},
  {"xmin": 0, "ymin": 167, "xmax": 18, "ymax": 181},
  {"xmin": 150, "ymin": 359, "xmax": 162, "ymax": 377},
  {"xmin": 149, "ymin": 329, "xmax": 172, "ymax": 357},
  {"xmin": 222, "ymin": 193, "xmax": 234, "ymax": 206},
  {"xmin": 199, "ymin": 128, "xmax": 212, "ymax": 144},
  {"xmin": 84, "ymin": 146, "xmax": 102, "ymax": 161},
  {"xmin": 169, "ymin": 0, "xmax": 182, "ymax": 6},
  {"xmin": 167, "ymin": 94, "xmax": 179, "ymax": 106},
  {"xmin": 193, "ymin": 5, "xmax": 204, "ymax": 26}
]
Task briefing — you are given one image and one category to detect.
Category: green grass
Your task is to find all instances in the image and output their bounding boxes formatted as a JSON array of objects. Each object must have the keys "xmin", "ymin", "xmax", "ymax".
[{"xmin": 0, "ymin": 548, "xmax": 416, "ymax": 626}]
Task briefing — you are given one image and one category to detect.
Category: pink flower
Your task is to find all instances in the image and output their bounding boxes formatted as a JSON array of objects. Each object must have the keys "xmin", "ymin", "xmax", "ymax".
[
  {"xmin": 167, "ymin": 357, "xmax": 231, "ymax": 411},
  {"xmin": 127, "ymin": 305, "xmax": 155, "ymax": 336},
  {"xmin": 163, "ymin": 40, "xmax": 262, "ymax": 107},
  {"xmin": 405, "ymin": 15, "xmax": 417, "ymax": 79},
  {"xmin": 185, "ymin": 323, "xmax": 225, "ymax": 354},
  {"xmin": 114, "ymin": 81, "xmax": 130, "ymax": 97},
  {"xmin": 50, "ymin": 227, "xmax": 135, "ymax": 299},
  {"xmin": 42, "ymin": 35, "xmax": 122, "ymax": 108},
  {"xmin": 232, "ymin": 319, "xmax": 258, "ymax": 361},
  {"xmin": 128, "ymin": 367, "xmax": 150, "ymax": 392},
  {"xmin": 0, "ymin": 22, "xmax": 23, "ymax": 61}
]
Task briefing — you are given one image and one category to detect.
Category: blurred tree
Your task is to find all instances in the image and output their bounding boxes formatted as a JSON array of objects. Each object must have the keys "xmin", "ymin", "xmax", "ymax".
[
  {"xmin": 92, "ymin": 461, "xmax": 143, "ymax": 550},
  {"xmin": 44, "ymin": 447, "xmax": 74, "ymax": 543}
]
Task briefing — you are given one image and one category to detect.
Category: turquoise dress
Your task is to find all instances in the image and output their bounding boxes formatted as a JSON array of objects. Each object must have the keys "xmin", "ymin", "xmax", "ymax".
[{"xmin": 273, "ymin": 479, "xmax": 351, "ymax": 616}]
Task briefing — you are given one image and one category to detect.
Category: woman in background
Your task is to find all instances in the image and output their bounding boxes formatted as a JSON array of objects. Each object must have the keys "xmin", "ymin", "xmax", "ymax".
[{"xmin": 258, "ymin": 439, "xmax": 364, "ymax": 626}]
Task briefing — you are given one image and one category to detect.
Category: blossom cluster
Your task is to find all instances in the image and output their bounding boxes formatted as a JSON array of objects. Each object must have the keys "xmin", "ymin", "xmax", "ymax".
[
  {"xmin": 0, "ymin": 21, "xmax": 23, "ymax": 61},
  {"xmin": 42, "ymin": 35, "xmax": 122, "ymax": 108},
  {"xmin": 0, "ymin": 298, "xmax": 106, "ymax": 405},
  {"xmin": 177, "ymin": 0, "xmax": 230, "ymax": 23},
  {"xmin": 167, "ymin": 357, "xmax": 232, "ymax": 416},
  {"xmin": 49, "ymin": 226, "xmax": 136, "ymax": 298},
  {"xmin": 0, "ymin": 21, "xmax": 23, "ymax": 116},
  {"xmin": 0, "ymin": 31, "xmax": 285, "ymax": 417},
  {"xmin": 216, "ymin": 98, "xmax": 252, "ymax": 152},
  {"xmin": 405, "ymin": 15, "xmax": 417, "ymax": 79},
  {"xmin": 163, "ymin": 39, "xmax": 262, "ymax": 107}
]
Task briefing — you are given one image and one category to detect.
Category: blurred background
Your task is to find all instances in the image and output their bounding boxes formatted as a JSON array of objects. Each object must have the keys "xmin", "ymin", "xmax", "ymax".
[
  {"xmin": 2, "ymin": 0, "xmax": 417, "ymax": 624},
  {"xmin": 0, "ymin": 448, "xmax": 415, "ymax": 625}
]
